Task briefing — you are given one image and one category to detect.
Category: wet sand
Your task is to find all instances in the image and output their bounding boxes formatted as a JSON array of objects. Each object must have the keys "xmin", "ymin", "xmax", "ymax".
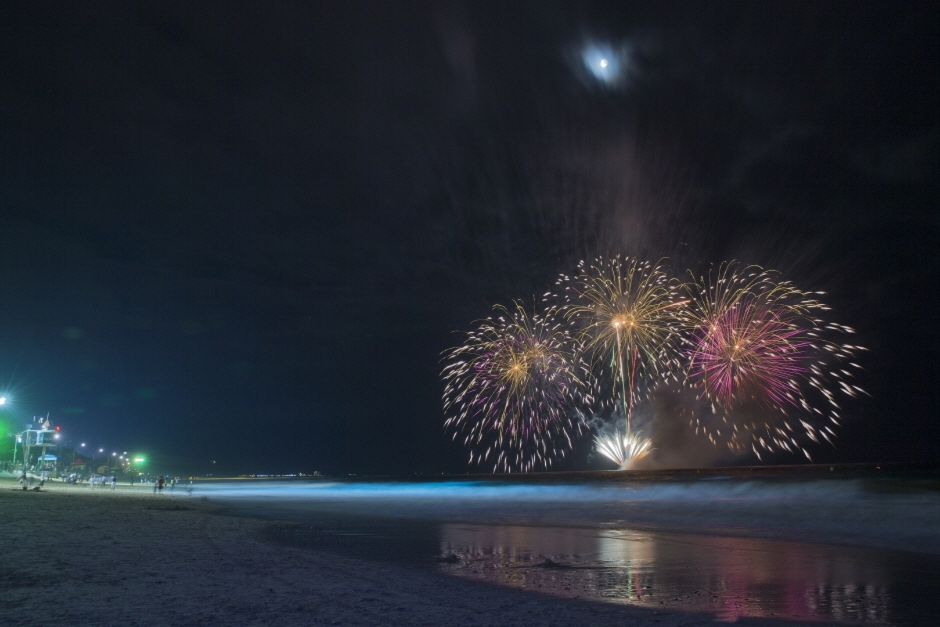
[{"xmin": 0, "ymin": 478, "xmax": 855, "ymax": 627}]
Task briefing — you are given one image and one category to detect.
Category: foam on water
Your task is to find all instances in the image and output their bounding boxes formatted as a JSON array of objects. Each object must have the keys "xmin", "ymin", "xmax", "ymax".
[
  {"xmin": 194, "ymin": 477, "xmax": 871, "ymax": 500},
  {"xmin": 194, "ymin": 476, "xmax": 940, "ymax": 554}
]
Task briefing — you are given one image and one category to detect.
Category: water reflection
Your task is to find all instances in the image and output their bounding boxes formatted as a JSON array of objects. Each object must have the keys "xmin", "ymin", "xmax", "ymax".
[
  {"xmin": 205, "ymin": 475, "xmax": 940, "ymax": 625},
  {"xmin": 439, "ymin": 524, "xmax": 932, "ymax": 625}
]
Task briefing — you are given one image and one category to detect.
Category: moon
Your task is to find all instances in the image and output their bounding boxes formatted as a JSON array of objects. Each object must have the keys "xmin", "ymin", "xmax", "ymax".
[{"xmin": 579, "ymin": 42, "xmax": 632, "ymax": 87}]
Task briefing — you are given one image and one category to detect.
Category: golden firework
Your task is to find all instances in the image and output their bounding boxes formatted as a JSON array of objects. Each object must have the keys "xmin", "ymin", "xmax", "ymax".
[{"xmin": 560, "ymin": 256, "xmax": 687, "ymax": 433}]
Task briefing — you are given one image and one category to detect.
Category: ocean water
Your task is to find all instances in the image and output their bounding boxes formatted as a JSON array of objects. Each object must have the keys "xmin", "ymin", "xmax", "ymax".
[{"xmin": 193, "ymin": 465, "xmax": 940, "ymax": 625}]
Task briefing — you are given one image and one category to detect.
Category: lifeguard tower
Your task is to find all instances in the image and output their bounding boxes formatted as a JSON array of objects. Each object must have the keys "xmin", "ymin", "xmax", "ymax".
[{"xmin": 17, "ymin": 418, "xmax": 61, "ymax": 472}]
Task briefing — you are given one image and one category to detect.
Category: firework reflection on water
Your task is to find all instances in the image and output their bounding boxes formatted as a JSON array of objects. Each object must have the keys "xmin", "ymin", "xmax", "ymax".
[
  {"xmin": 192, "ymin": 473, "xmax": 935, "ymax": 626},
  {"xmin": 437, "ymin": 523, "xmax": 904, "ymax": 625}
]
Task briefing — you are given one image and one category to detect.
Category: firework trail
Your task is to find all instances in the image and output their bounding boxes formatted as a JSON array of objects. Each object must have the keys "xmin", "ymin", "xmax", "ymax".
[
  {"xmin": 558, "ymin": 256, "xmax": 688, "ymax": 435},
  {"xmin": 684, "ymin": 263, "xmax": 866, "ymax": 460},
  {"xmin": 595, "ymin": 430, "xmax": 652, "ymax": 469},
  {"xmin": 442, "ymin": 302, "xmax": 589, "ymax": 472}
]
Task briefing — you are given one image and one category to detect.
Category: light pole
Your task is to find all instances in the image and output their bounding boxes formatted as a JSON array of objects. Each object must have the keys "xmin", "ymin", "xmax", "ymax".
[
  {"xmin": 67, "ymin": 442, "xmax": 86, "ymax": 476},
  {"xmin": 0, "ymin": 397, "xmax": 6, "ymax": 468},
  {"xmin": 0, "ymin": 397, "xmax": 11, "ymax": 470},
  {"xmin": 52, "ymin": 432, "xmax": 61, "ymax": 474},
  {"xmin": 132, "ymin": 456, "xmax": 146, "ymax": 484},
  {"xmin": 12, "ymin": 432, "xmax": 22, "ymax": 471}
]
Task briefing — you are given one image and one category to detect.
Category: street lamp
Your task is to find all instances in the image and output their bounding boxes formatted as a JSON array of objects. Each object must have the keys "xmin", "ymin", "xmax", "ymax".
[
  {"xmin": 69, "ymin": 441, "xmax": 87, "ymax": 469},
  {"xmin": 12, "ymin": 433, "xmax": 22, "ymax": 470},
  {"xmin": 76, "ymin": 442, "xmax": 85, "ymax": 463}
]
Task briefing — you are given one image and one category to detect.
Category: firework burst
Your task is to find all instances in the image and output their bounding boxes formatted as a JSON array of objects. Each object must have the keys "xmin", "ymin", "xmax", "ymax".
[
  {"xmin": 442, "ymin": 302, "xmax": 589, "ymax": 472},
  {"xmin": 684, "ymin": 263, "xmax": 866, "ymax": 460},
  {"xmin": 558, "ymin": 256, "xmax": 687, "ymax": 434},
  {"xmin": 595, "ymin": 430, "xmax": 652, "ymax": 469}
]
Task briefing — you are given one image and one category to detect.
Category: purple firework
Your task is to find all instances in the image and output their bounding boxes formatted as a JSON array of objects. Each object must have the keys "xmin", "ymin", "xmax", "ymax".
[
  {"xmin": 684, "ymin": 263, "xmax": 866, "ymax": 460},
  {"xmin": 689, "ymin": 301, "xmax": 814, "ymax": 409}
]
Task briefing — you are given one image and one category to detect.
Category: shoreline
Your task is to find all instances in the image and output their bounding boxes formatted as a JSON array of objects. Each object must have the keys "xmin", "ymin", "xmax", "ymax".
[
  {"xmin": 0, "ymin": 477, "xmax": 857, "ymax": 627},
  {"xmin": 187, "ymin": 472, "xmax": 940, "ymax": 557},
  {"xmin": 163, "ymin": 461, "xmax": 940, "ymax": 484}
]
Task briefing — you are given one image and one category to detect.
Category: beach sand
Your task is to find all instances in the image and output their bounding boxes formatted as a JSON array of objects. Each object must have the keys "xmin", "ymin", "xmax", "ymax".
[{"xmin": 0, "ymin": 479, "xmax": 843, "ymax": 627}]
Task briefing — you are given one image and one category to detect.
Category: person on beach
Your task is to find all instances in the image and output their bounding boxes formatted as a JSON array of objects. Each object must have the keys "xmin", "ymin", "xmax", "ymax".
[
  {"xmin": 39, "ymin": 472, "xmax": 46, "ymax": 488},
  {"xmin": 110, "ymin": 475, "xmax": 116, "ymax": 491},
  {"xmin": 157, "ymin": 476, "xmax": 164, "ymax": 493},
  {"xmin": 152, "ymin": 478, "xmax": 158, "ymax": 494}
]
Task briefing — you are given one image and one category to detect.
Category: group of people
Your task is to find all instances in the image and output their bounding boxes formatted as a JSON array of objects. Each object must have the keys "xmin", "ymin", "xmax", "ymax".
[
  {"xmin": 16, "ymin": 470, "xmax": 48, "ymax": 490},
  {"xmin": 150, "ymin": 476, "xmax": 184, "ymax": 493},
  {"xmin": 88, "ymin": 474, "xmax": 117, "ymax": 490},
  {"xmin": 11, "ymin": 468, "xmax": 187, "ymax": 494}
]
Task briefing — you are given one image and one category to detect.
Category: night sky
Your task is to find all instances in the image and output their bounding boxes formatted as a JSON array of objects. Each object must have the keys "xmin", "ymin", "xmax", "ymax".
[{"xmin": 0, "ymin": 2, "xmax": 936, "ymax": 475}]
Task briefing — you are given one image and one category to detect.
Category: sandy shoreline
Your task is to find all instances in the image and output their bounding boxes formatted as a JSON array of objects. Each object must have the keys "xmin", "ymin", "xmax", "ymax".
[{"xmin": 0, "ymin": 479, "xmax": 847, "ymax": 627}]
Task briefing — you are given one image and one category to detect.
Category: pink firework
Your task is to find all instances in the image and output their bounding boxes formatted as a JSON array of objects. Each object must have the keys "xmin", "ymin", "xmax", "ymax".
[
  {"xmin": 684, "ymin": 262, "xmax": 865, "ymax": 460},
  {"xmin": 689, "ymin": 302, "xmax": 813, "ymax": 409}
]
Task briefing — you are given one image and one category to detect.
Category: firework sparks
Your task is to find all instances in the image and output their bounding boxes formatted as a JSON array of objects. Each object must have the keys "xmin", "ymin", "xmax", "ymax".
[
  {"xmin": 445, "ymin": 258, "xmax": 867, "ymax": 471},
  {"xmin": 442, "ymin": 302, "xmax": 588, "ymax": 472},
  {"xmin": 690, "ymin": 301, "xmax": 813, "ymax": 408},
  {"xmin": 595, "ymin": 430, "xmax": 652, "ymax": 469},
  {"xmin": 684, "ymin": 263, "xmax": 865, "ymax": 459},
  {"xmin": 559, "ymin": 256, "xmax": 687, "ymax": 434}
]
